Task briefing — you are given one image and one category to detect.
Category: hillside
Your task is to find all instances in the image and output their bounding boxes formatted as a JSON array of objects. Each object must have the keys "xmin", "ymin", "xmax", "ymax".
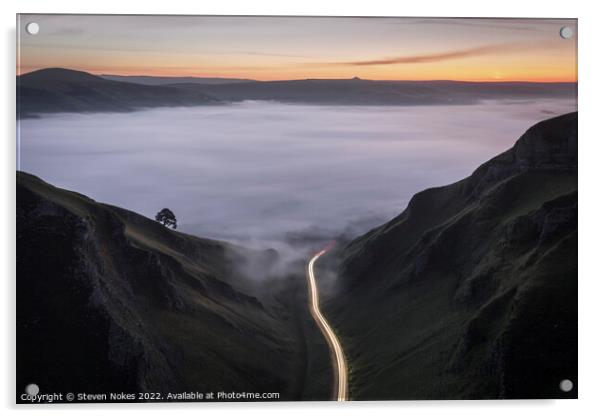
[
  {"xmin": 16, "ymin": 172, "xmax": 331, "ymax": 402},
  {"xmin": 325, "ymin": 112, "xmax": 577, "ymax": 399},
  {"xmin": 17, "ymin": 68, "xmax": 218, "ymax": 118}
]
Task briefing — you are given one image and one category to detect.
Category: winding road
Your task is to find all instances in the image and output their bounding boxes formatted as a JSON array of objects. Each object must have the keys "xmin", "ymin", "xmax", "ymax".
[{"xmin": 306, "ymin": 249, "xmax": 348, "ymax": 401}]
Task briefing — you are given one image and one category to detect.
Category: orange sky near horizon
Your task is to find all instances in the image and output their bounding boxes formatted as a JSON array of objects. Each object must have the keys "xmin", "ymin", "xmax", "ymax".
[{"xmin": 17, "ymin": 15, "xmax": 577, "ymax": 82}]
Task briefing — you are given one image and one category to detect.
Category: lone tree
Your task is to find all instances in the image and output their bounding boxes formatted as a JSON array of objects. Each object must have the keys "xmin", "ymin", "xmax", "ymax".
[{"xmin": 155, "ymin": 208, "xmax": 177, "ymax": 229}]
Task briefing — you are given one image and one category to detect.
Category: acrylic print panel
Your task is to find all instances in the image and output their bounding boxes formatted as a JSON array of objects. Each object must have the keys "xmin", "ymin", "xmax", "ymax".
[{"xmin": 16, "ymin": 14, "xmax": 577, "ymax": 403}]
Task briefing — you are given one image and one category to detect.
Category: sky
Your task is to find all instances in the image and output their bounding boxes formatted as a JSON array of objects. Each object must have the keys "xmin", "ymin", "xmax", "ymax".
[{"xmin": 17, "ymin": 15, "xmax": 577, "ymax": 82}]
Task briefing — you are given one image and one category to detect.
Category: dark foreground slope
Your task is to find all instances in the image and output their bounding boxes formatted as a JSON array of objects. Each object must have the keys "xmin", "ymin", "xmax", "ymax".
[
  {"xmin": 17, "ymin": 68, "xmax": 217, "ymax": 118},
  {"xmin": 17, "ymin": 172, "xmax": 331, "ymax": 402},
  {"xmin": 329, "ymin": 112, "xmax": 577, "ymax": 399}
]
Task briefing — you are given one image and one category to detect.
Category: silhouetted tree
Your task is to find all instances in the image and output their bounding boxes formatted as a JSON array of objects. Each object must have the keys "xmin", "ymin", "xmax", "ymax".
[{"xmin": 155, "ymin": 208, "xmax": 177, "ymax": 229}]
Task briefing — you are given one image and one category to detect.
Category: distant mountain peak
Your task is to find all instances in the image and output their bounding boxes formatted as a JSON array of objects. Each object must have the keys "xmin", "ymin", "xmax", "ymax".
[
  {"xmin": 19, "ymin": 67, "xmax": 103, "ymax": 83},
  {"xmin": 17, "ymin": 67, "xmax": 218, "ymax": 118}
]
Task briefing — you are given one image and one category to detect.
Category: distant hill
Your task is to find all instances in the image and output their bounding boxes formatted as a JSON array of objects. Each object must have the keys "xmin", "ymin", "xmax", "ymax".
[
  {"xmin": 181, "ymin": 78, "xmax": 576, "ymax": 105},
  {"xmin": 18, "ymin": 68, "xmax": 576, "ymax": 118},
  {"xmin": 101, "ymin": 74, "xmax": 255, "ymax": 85},
  {"xmin": 16, "ymin": 171, "xmax": 332, "ymax": 401},
  {"xmin": 17, "ymin": 68, "xmax": 218, "ymax": 118},
  {"xmin": 328, "ymin": 112, "xmax": 577, "ymax": 399}
]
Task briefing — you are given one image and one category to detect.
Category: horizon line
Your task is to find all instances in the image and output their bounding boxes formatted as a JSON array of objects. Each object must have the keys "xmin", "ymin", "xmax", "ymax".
[{"xmin": 17, "ymin": 67, "xmax": 578, "ymax": 84}]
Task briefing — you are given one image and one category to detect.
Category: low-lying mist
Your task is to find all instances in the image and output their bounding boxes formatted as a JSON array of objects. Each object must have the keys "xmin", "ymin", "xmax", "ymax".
[{"xmin": 18, "ymin": 99, "xmax": 576, "ymax": 277}]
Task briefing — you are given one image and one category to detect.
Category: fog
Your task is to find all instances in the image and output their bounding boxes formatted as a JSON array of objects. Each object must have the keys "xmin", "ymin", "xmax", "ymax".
[{"xmin": 19, "ymin": 99, "xmax": 576, "ymax": 263}]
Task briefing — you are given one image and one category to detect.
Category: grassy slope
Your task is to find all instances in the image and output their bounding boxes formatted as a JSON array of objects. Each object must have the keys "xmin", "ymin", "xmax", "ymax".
[
  {"xmin": 327, "ymin": 112, "xmax": 577, "ymax": 399},
  {"xmin": 16, "ymin": 172, "xmax": 330, "ymax": 401}
]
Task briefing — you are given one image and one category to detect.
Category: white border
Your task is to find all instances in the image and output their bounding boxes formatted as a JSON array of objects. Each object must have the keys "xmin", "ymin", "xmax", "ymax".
[{"xmin": 2, "ymin": 1, "xmax": 600, "ymax": 417}]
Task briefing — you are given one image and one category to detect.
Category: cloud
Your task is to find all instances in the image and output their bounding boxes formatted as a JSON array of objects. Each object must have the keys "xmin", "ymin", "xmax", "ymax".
[
  {"xmin": 318, "ymin": 43, "xmax": 530, "ymax": 66},
  {"xmin": 399, "ymin": 18, "xmax": 549, "ymax": 32},
  {"xmin": 233, "ymin": 51, "xmax": 317, "ymax": 59}
]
